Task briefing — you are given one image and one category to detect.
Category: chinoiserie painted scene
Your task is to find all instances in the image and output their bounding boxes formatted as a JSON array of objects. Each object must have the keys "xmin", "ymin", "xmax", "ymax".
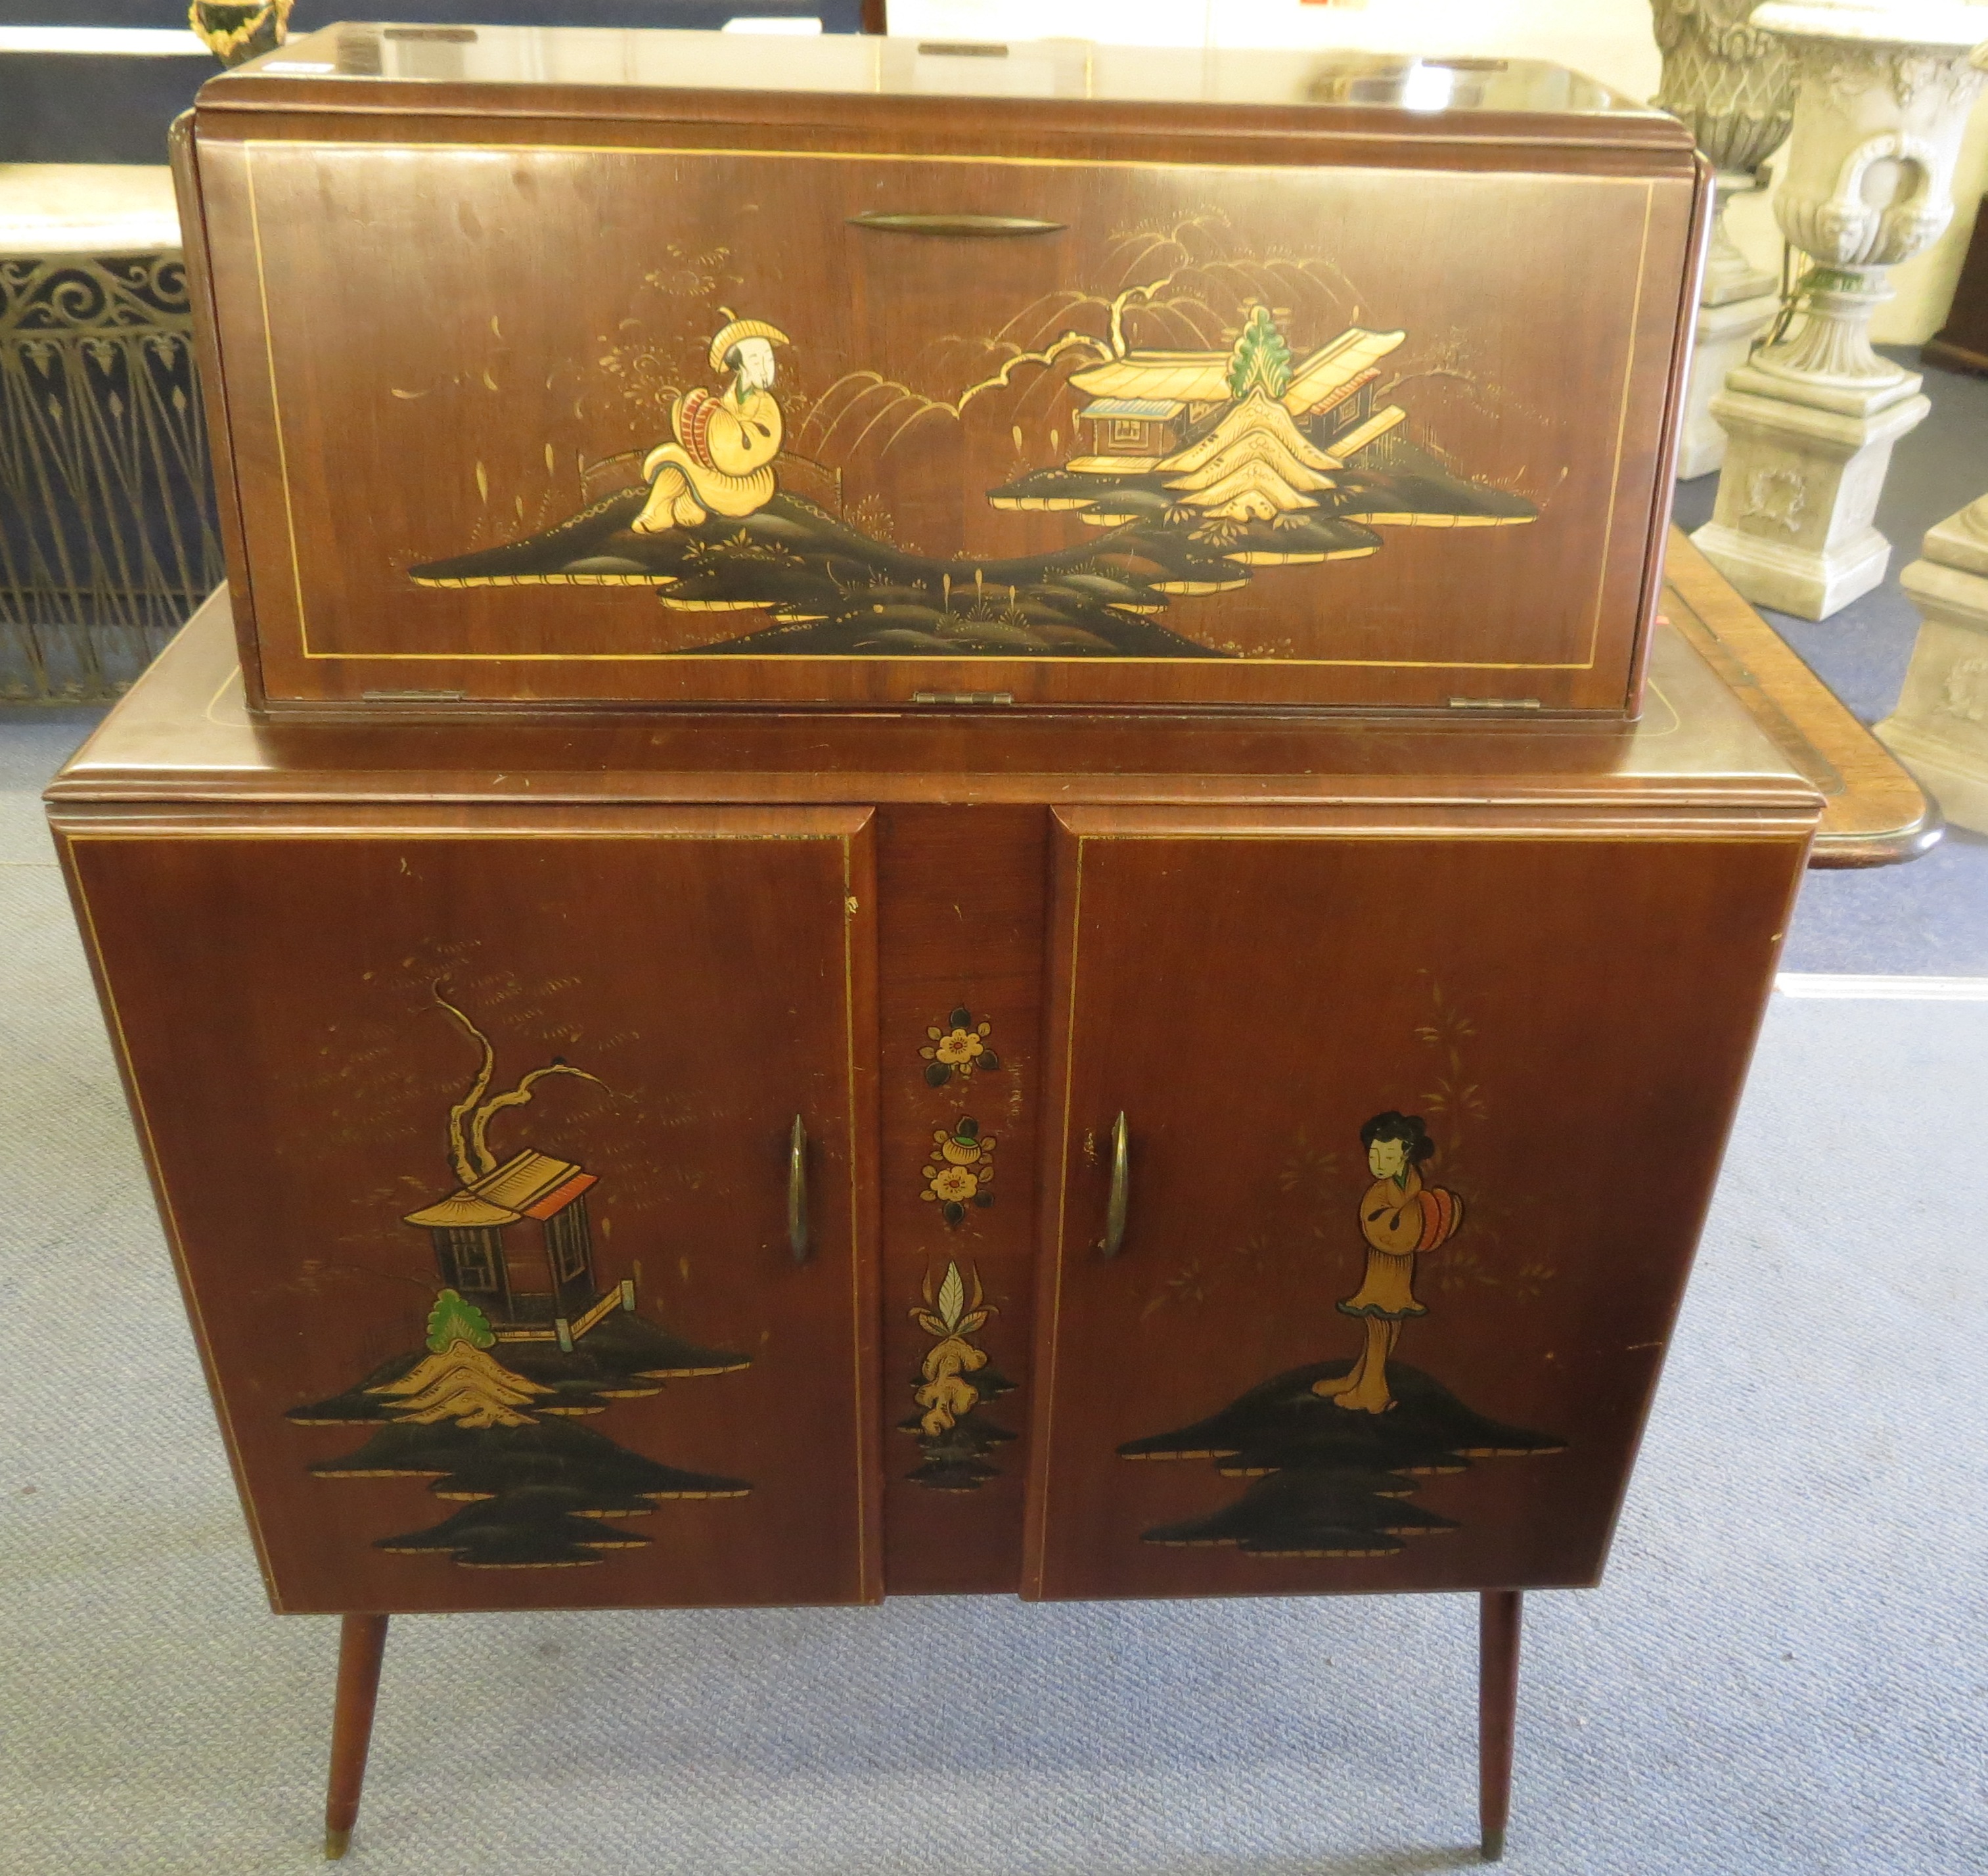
[
  {"xmin": 290, "ymin": 990, "xmax": 754, "ymax": 1570},
  {"xmin": 1120, "ymin": 1109, "xmax": 1563, "ymax": 1559},
  {"xmin": 409, "ymin": 295, "xmax": 1537, "ymax": 658}
]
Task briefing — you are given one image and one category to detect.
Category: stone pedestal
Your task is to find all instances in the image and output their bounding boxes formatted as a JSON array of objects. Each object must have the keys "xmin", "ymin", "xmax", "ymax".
[
  {"xmin": 1678, "ymin": 287, "xmax": 1782, "ymax": 480},
  {"xmin": 1692, "ymin": 347, "xmax": 1930, "ymax": 617},
  {"xmin": 1876, "ymin": 495, "xmax": 1988, "ymax": 832},
  {"xmin": 1678, "ymin": 172, "xmax": 1784, "ymax": 480}
]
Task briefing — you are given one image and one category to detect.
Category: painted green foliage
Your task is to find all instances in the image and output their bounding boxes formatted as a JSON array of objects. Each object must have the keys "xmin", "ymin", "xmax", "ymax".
[
  {"xmin": 1226, "ymin": 305, "xmax": 1294, "ymax": 400},
  {"xmin": 426, "ymin": 1288, "xmax": 495, "ymax": 1353}
]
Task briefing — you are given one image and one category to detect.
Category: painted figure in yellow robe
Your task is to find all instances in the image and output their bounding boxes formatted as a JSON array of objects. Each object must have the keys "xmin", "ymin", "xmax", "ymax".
[
  {"xmin": 633, "ymin": 314, "xmax": 790, "ymax": 532},
  {"xmin": 1312, "ymin": 1111, "xmax": 1464, "ymax": 1415}
]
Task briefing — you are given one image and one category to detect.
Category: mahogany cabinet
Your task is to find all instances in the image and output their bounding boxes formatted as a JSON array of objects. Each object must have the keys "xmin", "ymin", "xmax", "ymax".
[
  {"xmin": 49, "ymin": 587, "xmax": 1846, "ymax": 1857},
  {"xmin": 174, "ymin": 24, "xmax": 1708, "ymax": 716}
]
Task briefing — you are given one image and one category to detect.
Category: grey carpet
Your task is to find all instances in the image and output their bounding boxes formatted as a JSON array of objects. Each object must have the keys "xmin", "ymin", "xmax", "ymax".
[{"xmin": 1, "ymin": 727, "xmax": 1984, "ymax": 1873}]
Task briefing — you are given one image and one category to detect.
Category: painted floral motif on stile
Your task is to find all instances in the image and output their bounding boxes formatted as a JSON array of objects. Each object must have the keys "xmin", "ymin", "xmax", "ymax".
[
  {"xmin": 922, "ymin": 1118, "xmax": 995, "ymax": 1225},
  {"xmin": 903, "ymin": 1261, "xmax": 1015, "ymax": 1492},
  {"xmin": 920, "ymin": 1007, "xmax": 1001, "ymax": 1087}
]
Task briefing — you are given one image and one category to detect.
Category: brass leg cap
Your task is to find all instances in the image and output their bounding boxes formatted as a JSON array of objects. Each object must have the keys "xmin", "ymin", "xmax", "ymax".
[
  {"xmin": 1480, "ymin": 1827, "xmax": 1506, "ymax": 1862},
  {"xmin": 325, "ymin": 1827, "xmax": 352, "ymax": 1860}
]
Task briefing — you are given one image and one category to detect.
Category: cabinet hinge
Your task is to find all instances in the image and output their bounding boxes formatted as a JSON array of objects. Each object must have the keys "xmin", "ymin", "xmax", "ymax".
[
  {"xmin": 1447, "ymin": 696, "xmax": 1543, "ymax": 710},
  {"xmin": 911, "ymin": 689, "xmax": 1016, "ymax": 706}
]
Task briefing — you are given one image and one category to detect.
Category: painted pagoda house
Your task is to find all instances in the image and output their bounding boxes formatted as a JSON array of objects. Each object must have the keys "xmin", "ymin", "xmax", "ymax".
[
  {"xmin": 1068, "ymin": 323, "xmax": 1409, "ymax": 473},
  {"xmin": 403, "ymin": 1147, "xmax": 633, "ymax": 1352}
]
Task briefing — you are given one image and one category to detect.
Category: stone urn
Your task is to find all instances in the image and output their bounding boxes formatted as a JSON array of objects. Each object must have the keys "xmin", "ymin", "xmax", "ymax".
[
  {"xmin": 189, "ymin": 1, "xmax": 295, "ymax": 68},
  {"xmin": 1651, "ymin": 1, "xmax": 1799, "ymax": 475},
  {"xmin": 1693, "ymin": 4, "xmax": 1988, "ymax": 619}
]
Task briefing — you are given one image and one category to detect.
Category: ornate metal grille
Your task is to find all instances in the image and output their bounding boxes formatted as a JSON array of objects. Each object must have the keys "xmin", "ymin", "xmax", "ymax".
[{"xmin": 0, "ymin": 253, "xmax": 225, "ymax": 702}]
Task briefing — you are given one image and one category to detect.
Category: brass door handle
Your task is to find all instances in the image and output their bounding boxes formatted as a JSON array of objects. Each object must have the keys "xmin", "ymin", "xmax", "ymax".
[
  {"xmin": 847, "ymin": 212, "xmax": 1066, "ymax": 237},
  {"xmin": 788, "ymin": 1114, "xmax": 811, "ymax": 1265},
  {"xmin": 1100, "ymin": 1110, "xmax": 1129, "ymax": 1259}
]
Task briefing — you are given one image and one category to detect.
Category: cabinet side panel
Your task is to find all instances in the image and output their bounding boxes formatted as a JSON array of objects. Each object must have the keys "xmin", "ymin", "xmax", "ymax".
[
  {"xmin": 1026, "ymin": 817, "xmax": 1809, "ymax": 1601},
  {"xmin": 169, "ymin": 117, "xmax": 264, "ymax": 703},
  {"xmin": 60, "ymin": 810, "xmax": 880, "ymax": 1613}
]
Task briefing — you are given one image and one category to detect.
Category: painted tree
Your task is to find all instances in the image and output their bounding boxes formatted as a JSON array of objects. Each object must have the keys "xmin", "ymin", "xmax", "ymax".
[
  {"xmin": 1226, "ymin": 305, "xmax": 1294, "ymax": 401},
  {"xmin": 287, "ymin": 990, "xmax": 755, "ymax": 1568},
  {"xmin": 367, "ymin": 1290, "xmax": 553, "ymax": 1431},
  {"xmin": 434, "ymin": 985, "xmax": 605, "ymax": 1186}
]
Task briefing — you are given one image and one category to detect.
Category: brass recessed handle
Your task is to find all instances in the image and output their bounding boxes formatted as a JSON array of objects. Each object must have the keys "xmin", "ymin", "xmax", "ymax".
[
  {"xmin": 1101, "ymin": 1110, "xmax": 1129, "ymax": 1259},
  {"xmin": 847, "ymin": 212, "xmax": 1066, "ymax": 238},
  {"xmin": 788, "ymin": 1114, "xmax": 811, "ymax": 1265}
]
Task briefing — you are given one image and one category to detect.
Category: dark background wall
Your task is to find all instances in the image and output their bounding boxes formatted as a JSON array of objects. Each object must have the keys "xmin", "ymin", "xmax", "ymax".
[{"xmin": 0, "ymin": 2, "xmax": 865, "ymax": 164}]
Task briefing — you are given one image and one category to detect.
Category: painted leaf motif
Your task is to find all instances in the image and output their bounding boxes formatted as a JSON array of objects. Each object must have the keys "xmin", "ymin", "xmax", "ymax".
[
  {"xmin": 937, "ymin": 1262, "xmax": 966, "ymax": 1331},
  {"xmin": 924, "ymin": 1062, "xmax": 952, "ymax": 1087},
  {"xmin": 949, "ymin": 1007, "xmax": 972, "ymax": 1030}
]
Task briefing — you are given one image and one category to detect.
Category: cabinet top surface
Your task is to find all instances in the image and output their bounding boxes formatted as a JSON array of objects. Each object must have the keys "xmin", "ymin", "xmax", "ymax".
[
  {"xmin": 204, "ymin": 22, "xmax": 1677, "ymax": 143},
  {"xmin": 48, "ymin": 590, "xmax": 1818, "ymax": 815}
]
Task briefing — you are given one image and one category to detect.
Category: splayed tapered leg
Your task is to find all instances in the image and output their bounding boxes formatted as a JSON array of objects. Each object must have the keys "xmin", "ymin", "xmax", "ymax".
[
  {"xmin": 325, "ymin": 1613, "xmax": 390, "ymax": 1859},
  {"xmin": 1477, "ymin": 1590, "xmax": 1522, "ymax": 1860}
]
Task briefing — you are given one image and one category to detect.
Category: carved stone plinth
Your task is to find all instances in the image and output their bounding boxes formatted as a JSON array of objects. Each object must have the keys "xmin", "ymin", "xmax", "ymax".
[
  {"xmin": 1679, "ymin": 282, "xmax": 1783, "ymax": 479},
  {"xmin": 1876, "ymin": 495, "xmax": 1988, "ymax": 831},
  {"xmin": 1692, "ymin": 341, "xmax": 1930, "ymax": 616}
]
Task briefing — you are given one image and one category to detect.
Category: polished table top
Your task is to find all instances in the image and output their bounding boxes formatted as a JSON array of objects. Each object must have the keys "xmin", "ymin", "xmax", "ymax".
[{"xmin": 220, "ymin": 23, "xmax": 1651, "ymax": 124}]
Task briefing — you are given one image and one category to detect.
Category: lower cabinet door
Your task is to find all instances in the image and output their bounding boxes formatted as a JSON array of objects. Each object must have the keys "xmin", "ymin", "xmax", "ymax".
[
  {"xmin": 1022, "ymin": 806, "xmax": 1809, "ymax": 1601},
  {"xmin": 58, "ymin": 806, "xmax": 881, "ymax": 1612}
]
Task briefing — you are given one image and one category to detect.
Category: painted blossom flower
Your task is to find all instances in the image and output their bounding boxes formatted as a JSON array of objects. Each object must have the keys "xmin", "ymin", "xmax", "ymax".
[
  {"xmin": 920, "ymin": 1007, "xmax": 1001, "ymax": 1086},
  {"xmin": 921, "ymin": 1120, "xmax": 997, "ymax": 1224},
  {"xmin": 929, "ymin": 1165, "xmax": 980, "ymax": 1203}
]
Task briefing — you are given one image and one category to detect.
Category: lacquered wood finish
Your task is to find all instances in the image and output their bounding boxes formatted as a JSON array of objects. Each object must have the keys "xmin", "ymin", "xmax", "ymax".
[
  {"xmin": 325, "ymin": 1614, "xmax": 388, "ymax": 1860},
  {"xmin": 1661, "ymin": 531, "xmax": 1939, "ymax": 866},
  {"xmin": 1020, "ymin": 804, "xmax": 1809, "ymax": 1601},
  {"xmin": 55, "ymin": 805, "xmax": 883, "ymax": 1613},
  {"xmin": 876, "ymin": 807, "xmax": 1047, "ymax": 1592},
  {"xmin": 49, "ymin": 587, "xmax": 1824, "ymax": 816},
  {"xmin": 179, "ymin": 26, "xmax": 1706, "ymax": 716},
  {"xmin": 1479, "ymin": 1590, "xmax": 1522, "ymax": 1862}
]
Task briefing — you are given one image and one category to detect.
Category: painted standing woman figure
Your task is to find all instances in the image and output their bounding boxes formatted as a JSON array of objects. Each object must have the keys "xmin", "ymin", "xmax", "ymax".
[{"xmin": 1311, "ymin": 1112, "xmax": 1465, "ymax": 1415}]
